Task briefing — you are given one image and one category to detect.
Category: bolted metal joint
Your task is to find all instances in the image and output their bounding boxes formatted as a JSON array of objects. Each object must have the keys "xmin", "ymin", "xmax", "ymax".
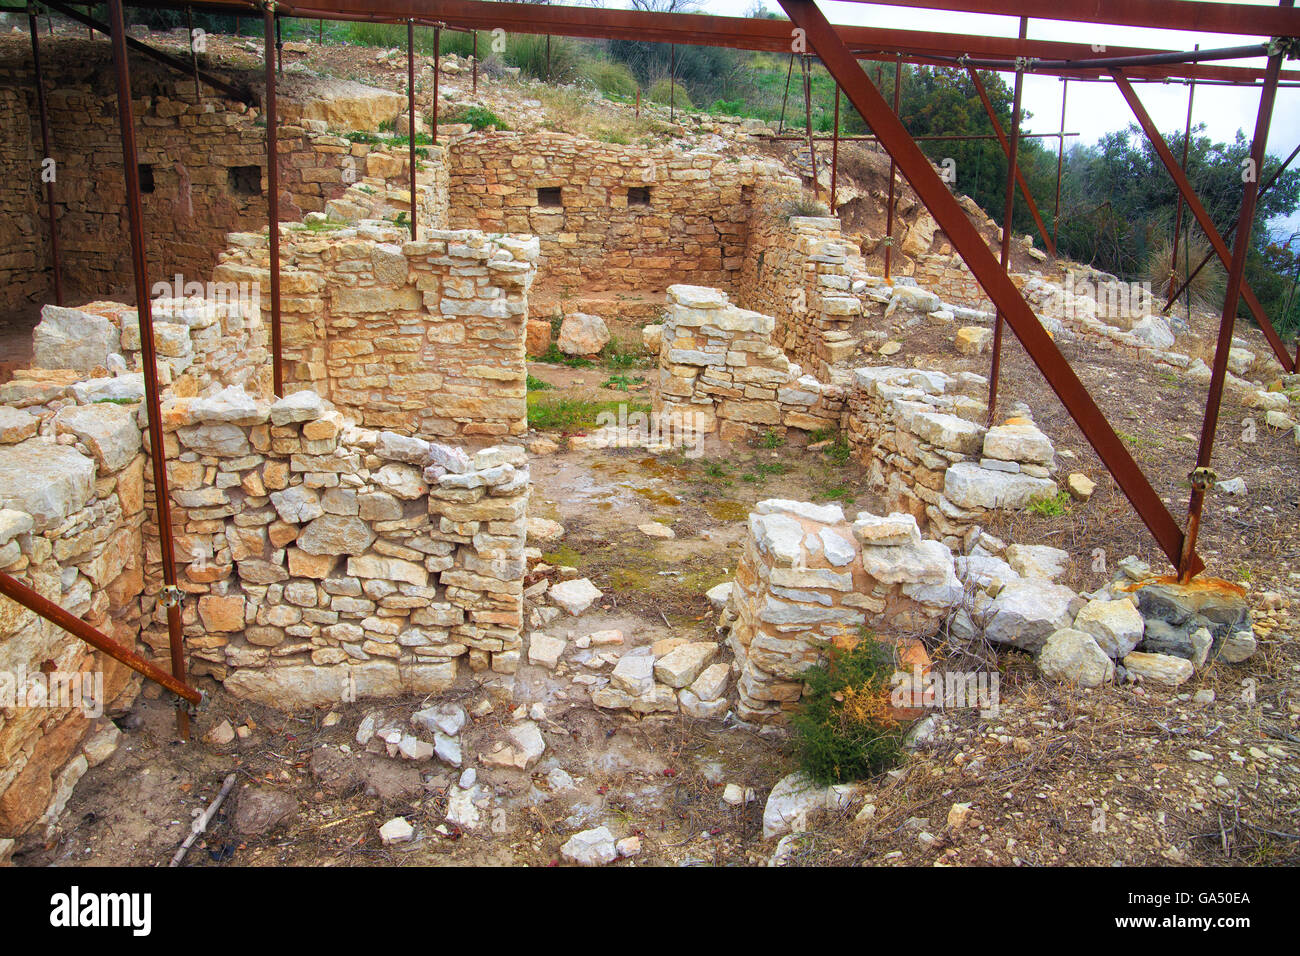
[
  {"xmin": 1189, "ymin": 466, "xmax": 1217, "ymax": 490},
  {"xmin": 158, "ymin": 585, "xmax": 184, "ymax": 609}
]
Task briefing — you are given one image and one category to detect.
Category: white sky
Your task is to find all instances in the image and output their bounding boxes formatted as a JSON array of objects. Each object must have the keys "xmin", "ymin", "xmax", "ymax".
[{"xmin": 681, "ymin": 0, "xmax": 1300, "ymax": 238}]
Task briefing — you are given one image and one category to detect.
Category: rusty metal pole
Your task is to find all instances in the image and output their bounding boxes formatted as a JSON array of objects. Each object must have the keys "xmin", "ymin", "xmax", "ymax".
[
  {"xmin": 883, "ymin": 55, "xmax": 901, "ymax": 280},
  {"xmin": 1167, "ymin": 47, "xmax": 1197, "ymax": 306},
  {"xmin": 546, "ymin": 33, "xmax": 551, "ymax": 82},
  {"xmin": 670, "ymin": 45, "xmax": 681, "ymax": 122},
  {"xmin": 803, "ymin": 55, "xmax": 819, "ymax": 199},
  {"xmin": 0, "ymin": 571, "xmax": 203, "ymax": 706},
  {"xmin": 472, "ymin": 30, "xmax": 477, "ymax": 94},
  {"xmin": 1178, "ymin": 11, "xmax": 1287, "ymax": 580},
  {"xmin": 264, "ymin": 1, "xmax": 282, "ymax": 397},
  {"xmin": 1053, "ymin": 78, "xmax": 1067, "ymax": 252},
  {"xmin": 779, "ymin": 52, "xmax": 794, "ymax": 135},
  {"xmin": 831, "ymin": 83, "xmax": 840, "ymax": 210},
  {"xmin": 1114, "ymin": 71, "xmax": 1295, "ymax": 372},
  {"xmin": 27, "ymin": 3, "xmax": 63, "ymax": 307},
  {"xmin": 186, "ymin": 5, "xmax": 201, "ymax": 103},
  {"xmin": 988, "ymin": 17, "xmax": 1028, "ymax": 425},
  {"xmin": 275, "ymin": 13, "xmax": 283, "ymax": 77},
  {"xmin": 407, "ymin": 18, "xmax": 417, "ymax": 239},
  {"xmin": 1162, "ymin": 139, "xmax": 1300, "ymax": 315},
  {"xmin": 432, "ymin": 24, "xmax": 440, "ymax": 144},
  {"xmin": 107, "ymin": 0, "xmax": 191, "ymax": 740}
]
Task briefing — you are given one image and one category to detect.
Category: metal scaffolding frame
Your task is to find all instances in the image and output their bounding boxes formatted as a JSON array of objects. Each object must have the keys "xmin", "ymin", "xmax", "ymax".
[{"xmin": 5, "ymin": 0, "xmax": 1298, "ymax": 733}]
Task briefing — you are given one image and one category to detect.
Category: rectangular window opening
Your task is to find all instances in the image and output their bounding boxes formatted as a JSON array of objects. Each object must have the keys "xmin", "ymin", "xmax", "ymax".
[
  {"xmin": 628, "ymin": 186, "xmax": 651, "ymax": 206},
  {"xmin": 138, "ymin": 163, "xmax": 155, "ymax": 194},
  {"xmin": 537, "ymin": 186, "xmax": 563, "ymax": 208},
  {"xmin": 227, "ymin": 165, "xmax": 262, "ymax": 197}
]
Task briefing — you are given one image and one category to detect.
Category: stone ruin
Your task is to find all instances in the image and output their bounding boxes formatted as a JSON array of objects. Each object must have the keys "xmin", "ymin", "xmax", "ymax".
[{"xmin": 0, "ymin": 45, "xmax": 1284, "ymax": 859}]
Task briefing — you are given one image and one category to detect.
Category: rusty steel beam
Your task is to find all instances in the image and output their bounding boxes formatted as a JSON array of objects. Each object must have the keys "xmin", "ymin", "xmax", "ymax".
[
  {"xmin": 432, "ymin": 23, "xmax": 440, "ymax": 143},
  {"xmin": 1162, "ymin": 139, "xmax": 1300, "ymax": 315},
  {"xmin": 1053, "ymin": 78, "xmax": 1067, "ymax": 252},
  {"xmin": 1180, "ymin": 8, "xmax": 1288, "ymax": 580},
  {"xmin": 27, "ymin": 3, "xmax": 63, "ymax": 307},
  {"xmin": 0, "ymin": 571, "xmax": 203, "ymax": 706},
  {"xmin": 257, "ymin": 0, "xmax": 1300, "ymax": 86},
  {"xmin": 968, "ymin": 65, "xmax": 1055, "ymax": 256},
  {"xmin": 1167, "ymin": 50, "xmax": 1197, "ymax": 305},
  {"xmin": 884, "ymin": 56, "xmax": 901, "ymax": 280},
  {"xmin": 107, "ymin": 0, "xmax": 193, "ymax": 739},
  {"xmin": 43, "ymin": 0, "xmax": 255, "ymax": 105},
  {"xmin": 1113, "ymin": 72, "xmax": 1296, "ymax": 373},
  {"xmin": 779, "ymin": 0, "xmax": 1198, "ymax": 575},
  {"xmin": 836, "ymin": 0, "xmax": 1300, "ymax": 36},
  {"xmin": 831, "ymin": 83, "xmax": 840, "ymax": 209},
  {"xmin": 265, "ymin": 1, "xmax": 283, "ymax": 397}
]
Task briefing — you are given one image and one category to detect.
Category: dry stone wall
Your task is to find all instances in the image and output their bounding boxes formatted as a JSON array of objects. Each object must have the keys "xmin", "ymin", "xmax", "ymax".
[
  {"xmin": 722, "ymin": 500, "xmax": 951, "ymax": 722},
  {"xmin": 655, "ymin": 286, "xmax": 843, "ymax": 442},
  {"xmin": 448, "ymin": 132, "xmax": 782, "ymax": 295},
  {"xmin": 211, "ymin": 222, "xmax": 537, "ymax": 440},
  {"xmin": 0, "ymin": 42, "xmax": 427, "ymax": 308}
]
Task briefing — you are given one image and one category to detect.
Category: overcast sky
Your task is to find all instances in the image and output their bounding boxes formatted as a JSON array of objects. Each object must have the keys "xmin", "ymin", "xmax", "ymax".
[{"xmin": 687, "ymin": 0, "xmax": 1300, "ymax": 240}]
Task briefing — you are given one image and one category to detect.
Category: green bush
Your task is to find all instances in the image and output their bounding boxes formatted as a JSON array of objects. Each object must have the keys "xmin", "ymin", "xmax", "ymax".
[
  {"xmin": 648, "ymin": 77, "xmax": 692, "ymax": 109},
  {"xmin": 443, "ymin": 105, "xmax": 509, "ymax": 132},
  {"xmin": 791, "ymin": 640, "xmax": 905, "ymax": 785},
  {"xmin": 580, "ymin": 59, "xmax": 640, "ymax": 99}
]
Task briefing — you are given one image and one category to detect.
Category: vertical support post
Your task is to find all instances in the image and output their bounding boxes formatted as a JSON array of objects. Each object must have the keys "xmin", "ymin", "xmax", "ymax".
[
  {"xmin": 472, "ymin": 30, "xmax": 477, "ymax": 94},
  {"xmin": 27, "ymin": 3, "xmax": 63, "ymax": 306},
  {"xmin": 1167, "ymin": 53, "xmax": 1197, "ymax": 306},
  {"xmin": 1178, "ymin": 11, "xmax": 1287, "ymax": 580},
  {"xmin": 432, "ymin": 24, "xmax": 440, "ymax": 145},
  {"xmin": 831, "ymin": 83, "xmax": 840, "ymax": 211},
  {"xmin": 275, "ymin": 13, "xmax": 283, "ymax": 77},
  {"xmin": 546, "ymin": 34, "xmax": 551, "ymax": 82},
  {"xmin": 778, "ymin": 53, "xmax": 794, "ymax": 135},
  {"xmin": 883, "ymin": 55, "xmax": 901, "ymax": 280},
  {"xmin": 803, "ymin": 55, "xmax": 819, "ymax": 199},
  {"xmin": 1053, "ymin": 78, "xmax": 1066, "ymax": 253},
  {"xmin": 107, "ymin": 0, "xmax": 190, "ymax": 740},
  {"xmin": 635, "ymin": 87, "xmax": 640, "ymax": 118},
  {"xmin": 264, "ymin": 1, "xmax": 282, "ymax": 398},
  {"xmin": 407, "ymin": 18, "xmax": 417, "ymax": 240},
  {"xmin": 670, "ymin": 44, "xmax": 676, "ymax": 123},
  {"xmin": 318, "ymin": 19, "xmax": 323, "ymax": 44},
  {"xmin": 987, "ymin": 16, "xmax": 1028, "ymax": 425}
]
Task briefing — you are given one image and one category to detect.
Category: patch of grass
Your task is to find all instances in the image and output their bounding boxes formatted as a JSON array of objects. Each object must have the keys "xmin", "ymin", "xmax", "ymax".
[
  {"xmin": 758, "ymin": 429, "xmax": 786, "ymax": 450},
  {"xmin": 442, "ymin": 105, "xmax": 509, "ymax": 132},
  {"xmin": 600, "ymin": 337, "xmax": 648, "ymax": 370},
  {"xmin": 1117, "ymin": 429, "xmax": 1159, "ymax": 449},
  {"xmin": 814, "ymin": 485, "xmax": 855, "ymax": 503},
  {"xmin": 92, "ymin": 397, "xmax": 138, "ymax": 405},
  {"xmin": 527, "ymin": 395, "xmax": 650, "ymax": 432},
  {"xmin": 1028, "ymin": 491, "xmax": 1072, "ymax": 518},
  {"xmin": 579, "ymin": 59, "xmax": 640, "ymax": 99},
  {"xmin": 538, "ymin": 343, "xmax": 594, "ymax": 368},
  {"xmin": 526, "ymin": 374, "xmax": 553, "ymax": 392},
  {"xmin": 291, "ymin": 218, "xmax": 346, "ymax": 234},
  {"xmin": 781, "ymin": 195, "xmax": 831, "ymax": 220},
  {"xmin": 648, "ymin": 77, "xmax": 693, "ymax": 109},
  {"xmin": 791, "ymin": 639, "xmax": 906, "ymax": 785},
  {"xmin": 601, "ymin": 374, "xmax": 642, "ymax": 392}
]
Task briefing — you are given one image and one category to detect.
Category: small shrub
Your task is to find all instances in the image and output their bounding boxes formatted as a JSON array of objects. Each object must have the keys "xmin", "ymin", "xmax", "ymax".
[
  {"xmin": 443, "ymin": 105, "xmax": 509, "ymax": 132},
  {"xmin": 759, "ymin": 429, "xmax": 786, "ymax": 449},
  {"xmin": 527, "ymin": 395, "xmax": 649, "ymax": 432},
  {"xmin": 648, "ymin": 77, "xmax": 693, "ymax": 109},
  {"xmin": 781, "ymin": 195, "xmax": 831, "ymax": 220},
  {"xmin": 601, "ymin": 337, "xmax": 647, "ymax": 370},
  {"xmin": 579, "ymin": 59, "xmax": 640, "ymax": 99},
  {"xmin": 1028, "ymin": 491, "xmax": 1071, "ymax": 517},
  {"xmin": 526, "ymin": 374, "xmax": 552, "ymax": 392},
  {"xmin": 539, "ymin": 342, "xmax": 594, "ymax": 368},
  {"xmin": 791, "ymin": 640, "xmax": 905, "ymax": 785}
]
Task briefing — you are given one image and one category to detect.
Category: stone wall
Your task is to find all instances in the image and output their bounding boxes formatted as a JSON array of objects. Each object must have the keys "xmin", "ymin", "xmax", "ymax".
[
  {"xmin": 447, "ymin": 132, "xmax": 776, "ymax": 295},
  {"xmin": 0, "ymin": 41, "xmax": 422, "ymax": 308},
  {"xmin": 654, "ymin": 285, "xmax": 843, "ymax": 442},
  {"xmin": 845, "ymin": 366, "xmax": 1060, "ymax": 551},
  {"xmin": 722, "ymin": 500, "xmax": 950, "ymax": 722},
  {"xmin": 0, "ymin": 84, "xmax": 42, "ymax": 314},
  {"xmin": 735, "ymin": 207, "xmax": 865, "ymax": 378},
  {"xmin": 0, "ymin": 393, "xmax": 148, "ymax": 854},
  {"xmin": 211, "ymin": 223, "xmax": 537, "ymax": 440}
]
